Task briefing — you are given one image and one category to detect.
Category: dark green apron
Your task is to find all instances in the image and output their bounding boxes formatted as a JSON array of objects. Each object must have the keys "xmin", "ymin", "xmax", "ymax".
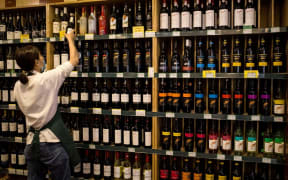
[{"xmin": 29, "ymin": 111, "xmax": 80, "ymax": 167}]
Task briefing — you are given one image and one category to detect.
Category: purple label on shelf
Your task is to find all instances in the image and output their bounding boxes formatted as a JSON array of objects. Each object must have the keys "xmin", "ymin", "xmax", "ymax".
[{"xmin": 248, "ymin": 94, "xmax": 257, "ymax": 99}]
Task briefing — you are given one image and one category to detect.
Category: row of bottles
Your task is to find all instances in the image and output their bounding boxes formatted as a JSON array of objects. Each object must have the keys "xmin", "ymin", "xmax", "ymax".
[
  {"xmin": 0, "ymin": 9, "xmax": 46, "ymax": 40},
  {"xmin": 58, "ymin": 79, "xmax": 152, "ymax": 111},
  {"xmin": 0, "ymin": 143, "xmax": 26, "ymax": 170},
  {"xmin": 160, "ymin": 118, "xmax": 285, "ymax": 158},
  {"xmin": 63, "ymin": 114, "xmax": 152, "ymax": 148},
  {"xmin": 53, "ymin": 39, "xmax": 152, "ymax": 73},
  {"xmin": 159, "ymin": 36, "xmax": 285, "ymax": 74},
  {"xmin": 159, "ymin": 157, "xmax": 283, "ymax": 180},
  {"xmin": 53, "ymin": 1, "xmax": 152, "ymax": 37},
  {"xmin": 73, "ymin": 150, "xmax": 152, "ymax": 180},
  {"xmin": 0, "ymin": 110, "xmax": 26, "ymax": 138},
  {"xmin": 0, "ymin": 78, "xmax": 17, "ymax": 104},
  {"xmin": 160, "ymin": 0, "xmax": 257, "ymax": 32},
  {"xmin": 159, "ymin": 78, "xmax": 286, "ymax": 116}
]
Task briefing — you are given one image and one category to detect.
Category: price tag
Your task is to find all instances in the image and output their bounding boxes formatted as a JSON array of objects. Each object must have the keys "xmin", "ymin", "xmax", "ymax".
[
  {"xmin": 274, "ymin": 116, "xmax": 283, "ymax": 122},
  {"xmin": 172, "ymin": 31, "xmax": 181, "ymax": 36},
  {"xmin": 11, "ymin": 73, "xmax": 17, "ymax": 77},
  {"xmin": 202, "ymin": 70, "xmax": 216, "ymax": 78},
  {"xmin": 243, "ymin": 26, "xmax": 253, "ymax": 34},
  {"xmin": 145, "ymin": 31, "xmax": 156, "ymax": 37},
  {"xmin": 59, "ymin": 31, "xmax": 65, "ymax": 40},
  {"xmin": 207, "ymin": 30, "xmax": 216, "ymax": 35},
  {"xmin": 169, "ymin": 73, "xmax": 177, "ymax": 78},
  {"xmin": 116, "ymin": 73, "xmax": 123, "ymax": 78},
  {"xmin": 70, "ymin": 107, "xmax": 79, "ymax": 113},
  {"xmin": 21, "ymin": 38, "xmax": 30, "ymax": 43},
  {"xmin": 182, "ymin": 73, "xmax": 190, "ymax": 78},
  {"xmin": 93, "ymin": 108, "xmax": 102, "ymax": 114},
  {"xmin": 33, "ymin": 38, "xmax": 40, "ymax": 42},
  {"xmin": 251, "ymin": 115, "xmax": 260, "ymax": 121},
  {"xmin": 8, "ymin": 40, "xmax": 13, "ymax": 44},
  {"xmin": 0, "ymin": 40, "xmax": 2, "ymax": 44},
  {"xmin": 148, "ymin": 67, "xmax": 154, "ymax": 78},
  {"xmin": 112, "ymin": 109, "xmax": 122, "ymax": 115},
  {"xmin": 244, "ymin": 70, "xmax": 259, "ymax": 78},
  {"xmin": 217, "ymin": 154, "xmax": 225, "ymax": 160},
  {"xmin": 158, "ymin": 73, "xmax": 166, "ymax": 78},
  {"xmin": 70, "ymin": 71, "xmax": 78, "ymax": 77},
  {"xmin": 23, "ymin": 170, "xmax": 28, "ymax": 176},
  {"xmin": 50, "ymin": 37, "xmax": 56, "ymax": 42},
  {"xmin": 204, "ymin": 114, "xmax": 212, "ymax": 119},
  {"xmin": 227, "ymin": 115, "xmax": 236, "ymax": 120},
  {"xmin": 81, "ymin": 73, "xmax": 88, "ymax": 77},
  {"xmin": 5, "ymin": 73, "xmax": 10, "ymax": 77},
  {"xmin": 234, "ymin": 156, "xmax": 242, "ymax": 161},
  {"xmin": 166, "ymin": 112, "xmax": 175, "ymax": 118},
  {"xmin": 85, "ymin": 34, "xmax": 94, "ymax": 40},
  {"xmin": 128, "ymin": 148, "xmax": 135, "ymax": 152},
  {"xmin": 109, "ymin": 34, "xmax": 116, "ymax": 39},
  {"xmin": 271, "ymin": 27, "xmax": 281, "ymax": 33},
  {"xmin": 137, "ymin": 73, "xmax": 145, "ymax": 78},
  {"xmin": 16, "ymin": 169, "xmax": 23, "ymax": 175},
  {"xmin": 166, "ymin": 151, "xmax": 173, "ymax": 156},
  {"xmin": 89, "ymin": 144, "xmax": 96, "ymax": 149},
  {"xmin": 133, "ymin": 26, "xmax": 145, "ymax": 38},
  {"xmin": 9, "ymin": 104, "xmax": 16, "ymax": 110},
  {"xmin": 8, "ymin": 168, "xmax": 15, "ymax": 175},
  {"xmin": 262, "ymin": 158, "xmax": 271, "ymax": 164},
  {"xmin": 15, "ymin": 137, "xmax": 23, "ymax": 143},
  {"xmin": 188, "ymin": 152, "xmax": 196, "ymax": 157},
  {"xmin": 136, "ymin": 110, "xmax": 146, "ymax": 117},
  {"xmin": 95, "ymin": 73, "xmax": 102, "ymax": 78}
]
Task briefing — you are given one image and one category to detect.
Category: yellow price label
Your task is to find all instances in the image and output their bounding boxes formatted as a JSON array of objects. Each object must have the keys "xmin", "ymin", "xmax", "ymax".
[
  {"xmin": 244, "ymin": 70, "xmax": 259, "ymax": 78},
  {"xmin": 133, "ymin": 26, "xmax": 145, "ymax": 37},
  {"xmin": 202, "ymin": 70, "xmax": 216, "ymax": 78},
  {"xmin": 20, "ymin": 34, "xmax": 30, "ymax": 42},
  {"xmin": 59, "ymin": 31, "xmax": 65, "ymax": 40}
]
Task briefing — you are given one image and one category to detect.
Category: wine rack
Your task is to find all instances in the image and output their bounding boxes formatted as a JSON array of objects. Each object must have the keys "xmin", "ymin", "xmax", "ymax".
[{"xmin": 0, "ymin": 0, "xmax": 288, "ymax": 179}]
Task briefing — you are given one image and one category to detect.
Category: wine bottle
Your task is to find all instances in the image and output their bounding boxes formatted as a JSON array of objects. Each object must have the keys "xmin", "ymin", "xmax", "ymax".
[
  {"xmin": 123, "ymin": 117, "xmax": 131, "ymax": 146},
  {"xmin": 245, "ymin": 0, "xmax": 256, "ymax": 27},
  {"xmin": 104, "ymin": 151, "xmax": 112, "ymax": 180},
  {"xmin": 72, "ymin": 116, "xmax": 80, "ymax": 143},
  {"xmin": 53, "ymin": 43, "xmax": 61, "ymax": 68},
  {"xmin": 16, "ymin": 112, "xmax": 25, "ymax": 138},
  {"xmin": 9, "ymin": 111, "xmax": 16, "ymax": 137},
  {"xmin": 121, "ymin": 79, "xmax": 130, "ymax": 110},
  {"xmin": 260, "ymin": 80, "xmax": 271, "ymax": 115},
  {"xmin": 159, "ymin": 41, "xmax": 168, "ymax": 72},
  {"xmin": 172, "ymin": 118, "xmax": 182, "ymax": 151},
  {"xmin": 110, "ymin": 5, "xmax": 117, "ymax": 34},
  {"xmin": 234, "ymin": 121, "xmax": 244, "ymax": 155},
  {"xmin": 273, "ymin": 80, "xmax": 285, "ymax": 116},
  {"xmin": 61, "ymin": 82, "xmax": 70, "ymax": 108},
  {"xmin": 123, "ymin": 153, "xmax": 132, "ymax": 180},
  {"xmin": 206, "ymin": 0, "xmax": 215, "ymax": 29},
  {"xmin": 134, "ymin": 41, "xmax": 143, "ymax": 73},
  {"xmin": 219, "ymin": 0, "xmax": 229, "ymax": 29},
  {"xmin": 247, "ymin": 79, "xmax": 257, "ymax": 115},
  {"xmin": 161, "ymin": 118, "xmax": 171, "ymax": 150},
  {"xmin": 61, "ymin": 7, "xmax": 69, "ymax": 32},
  {"xmin": 132, "ymin": 119, "xmax": 141, "ymax": 147},
  {"xmin": 246, "ymin": 122, "xmax": 257, "ymax": 156},
  {"xmin": 61, "ymin": 40, "xmax": 69, "ymax": 64},
  {"xmin": 112, "ymin": 80, "xmax": 121, "ymax": 108},
  {"xmin": 102, "ymin": 116, "xmax": 112, "ymax": 145},
  {"xmin": 181, "ymin": 0, "xmax": 191, "ymax": 31},
  {"xmin": 143, "ymin": 155, "xmax": 152, "ymax": 180},
  {"xmin": 159, "ymin": 79, "xmax": 167, "ymax": 112},
  {"xmin": 91, "ymin": 80, "xmax": 101, "ymax": 108},
  {"xmin": 205, "ymin": 160, "xmax": 215, "ymax": 179},
  {"xmin": 132, "ymin": 79, "xmax": 142, "ymax": 110},
  {"xmin": 93, "ymin": 150, "xmax": 101, "ymax": 179},
  {"xmin": 122, "ymin": 3, "xmax": 132, "ymax": 33},
  {"xmin": 14, "ymin": 12, "xmax": 22, "ymax": 39},
  {"xmin": 101, "ymin": 79, "xmax": 110, "ymax": 109},
  {"xmin": 181, "ymin": 158, "xmax": 191, "ymax": 179},
  {"xmin": 272, "ymin": 36, "xmax": 284, "ymax": 73},
  {"xmin": 67, "ymin": 12, "xmax": 75, "ymax": 34},
  {"xmin": 171, "ymin": 40, "xmax": 181, "ymax": 72},
  {"xmin": 184, "ymin": 119, "xmax": 194, "ymax": 152},
  {"xmin": 146, "ymin": 0, "xmax": 152, "ymax": 31},
  {"xmin": 221, "ymin": 39, "xmax": 231, "ymax": 72},
  {"xmin": 196, "ymin": 39, "xmax": 206, "ymax": 72},
  {"xmin": 208, "ymin": 79, "xmax": 218, "ymax": 114},
  {"xmin": 170, "ymin": 157, "xmax": 180, "ymax": 180},
  {"xmin": 6, "ymin": 14, "xmax": 14, "ymax": 40},
  {"xmin": 218, "ymin": 161, "xmax": 227, "ymax": 179},
  {"xmin": 70, "ymin": 80, "xmax": 79, "ymax": 107},
  {"xmin": 233, "ymin": 37, "xmax": 243, "ymax": 72},
  {"xmin": 263, "ymin": 123, "xmax": 273, "ymax": 157},
  {"xmin": 23, "ymin": 12, "xmax": 32, "ymax": 38},
  {"xmin": 207, "ymin": 40, "xmax": 217, "ymax": 71},
  {"xmin": 182, "ymin": 79, "xmax": 193, "ymax": 113},
  {"xmin": 182, "ymin": 39, "xmax": 193, "ymax": 72},
  {"xmin": 2, "ymin": 79, "xmax": 9, "ymax": 104},
  {"xmin": 233, "ymin": 79, "xmax": 244, "ymax": 114},
  {"xmin": 196, "ymin": 119, "xmax": 206, "ymax": 152},
  {"xmin": 0, "ymin": 48, "xmax": 4, "ymax": 72},
  {"xmin": 81, "ymin": 116, "xmax": 90, "ymax": 143},
  {"xmin": 40, "ymin": 10, "xmax": 46, "ymax": 37},
  {"xmin": 53, "ymin": 8, "xmax": 61, "ymax": 37},
  {"xmin": 82, "ymin": 42, "xmax": 90, "ymax": 72},
  {"xmin": 17, "ymin": 144, "xmax": 25, "ymax": 170},
  {"xmin": 234, "ymin": 0, "xmax": 244, "ymax": 29},
  {"xmin": 114, "ymin": 116, "xmax": 122, "ymax": 145},
  {"xmin": 99, "ymin": 5, "xmax": 107, "ymax": 35},
  {"xmin": 102, "ymin": 42, "xmax": 110, "ymax": 72},
  {"xmin": 0, "ymin": 13, "xmax": 6, "ymax": 40},
  {"xmin": 159, "ymin": 156, "xmax": 169, "ymax": 180},
  {"xmin": 193, "ymin": 0, "xmax": 202, "ymax": 30},
  {"xmin": 193, "ymin": 159, "xmax": 203, "ymax": 180},
  {"xmin": 114, "ymin": 151, "xmax": 122, "ymax": 180},
  {"xmin": 10, "ymin": 144, "xmax": 17, "ymax": 169},
  {"xmin": 208, "ymin": 120, "xmax": 218, "ymax": 154},
  {"xmin": 135, "ymin": 0, "xmax": 144, "ymax": 26},
  {"xmin": 122, "ymin": 41, "xmax": 131, "ymax": 72},
  {"xmin": 143, "ymin": 79, "xmax": 152, "ymax": 111},
  {"xmin": 145, "ymin": 40, "xmax": 152, "ymax": 71},
  {"xmin": 258, "ymin": 37, "xmax": 269, "ymax": 73},
  {"xmin": 160, "ymin": 0, "xmax": 169, "ymax": 32},
  {"xmin": 92, "ymin": 116, "xmax": 100, "ymax": 144},
  {"xmin": 195, "ymin": 79, "xmax": 205, "ymax": 113},
  {"xmin": 82, "ymin": 150, "xmax": 92, "ymax": 178},
  {"xmin": 274, "ymin": 125, "xmax": 284, "ymax": 157},
  {"xmin": 232, "ymin": 162, "xmax": 242, "ymax": 180},
  {"xmin": 221, "ymin": 121, "xmax": 232, "ymax": 154},
  {"xmin": 132, "ymin": 154, "xmax": 141, "ymax": 180},
  {"xmin": 144, "ymin": 118, "xmax": 152, "ymax": 148},
  {"xmin": 221, "ymin": 79, "xmax": 231, "ymax": 114},
  {"xmin": 80, "ymin": 79, "xmax": 89, "ymax": 108}
]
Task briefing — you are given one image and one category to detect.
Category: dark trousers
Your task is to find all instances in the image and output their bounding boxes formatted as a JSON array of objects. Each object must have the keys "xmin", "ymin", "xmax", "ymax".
[{"xmin": 24, "ymin": 143, "xmax": 71, "ymax": 180}]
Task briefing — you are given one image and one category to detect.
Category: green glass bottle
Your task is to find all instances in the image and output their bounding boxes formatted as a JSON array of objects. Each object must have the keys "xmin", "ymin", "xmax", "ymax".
[
  {"xmin": 246, "ymin": 122, "xmax": 257, "ymax": 156},
  {"xmin": 263, "ymin": 123, "xmax": 273, "ymax": 157},
  {"xmin": 234, "ymin": 121, "xmax": 244, "ymax": 155},
  {"xmin": 274, "ymin": 125, "xmax": 284, "ymax": 158}
]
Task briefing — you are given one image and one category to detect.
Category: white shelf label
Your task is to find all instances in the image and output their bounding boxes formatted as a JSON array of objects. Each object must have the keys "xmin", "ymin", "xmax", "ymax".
[
  {"xmin": 271, "ymin": 27, "xmax": 281, "ymax": 33},
  {"xmin": 251, "ymin": 115, "xmax": 260, "ymax": 121},
  {"xmin": 172, "ymin": 31, "xmax": 181, "ymax": 36},
  {"xmin": 158, "ymin": 73, "xmax": 166, "ymax": 78},
  {"xmin": 109, "ymin": 34, "xmax": 117, "ymax": 39},
  {"xmin": 262, "ymin": 158, "xmax": 271, "ymax": 164},
  {"xmin": 16, "ymin": 169, "xmax": 23, "ymax": 175},
  {"xmin": 33, "ymin": 38, "xmax": 40, "ymax": 42},
  {"xmin": 243, "ymin": 28, "xmax": 253, "ymax": 34},
  {"xmin": 5, "ymin": 73, "xmax": 10, "ymax": 77},
  {"xmin": 148, "ymin": 67, "xmax": 154, "ymax": 78},
  {"xmin": 81, "ymin": 73, "xmax": 88, "ymax": 77},
  {"xmin": 0, "ymin": 40, "xmax": 3, "ymax": 44},
  {"xmin": 70, "ymin": 107, "xmax": 79, "ymax": 113},
  {"xmin": 8, "ymin": 168, "xmax": 15, "ymax": 175},
  {"xmin": 166, "ymin": 151, "xmax": 173, "ymax": 156},
  {"xmin": 166, "ymin": 112, "xmax": 175, "ymax": 118},
  {"xmin": 274, "ymin": 116, "xmax": 283, "ymax": 122},
  {"xmin": 116, "ymin": 73, "xmax": 123, "ymax": 78},
  {"xmin": 11, "ymin": 73, "xmax": 17, "ymax": 77},
  {"xmin": 182, "ymin": 73, "xmax": 190, "ymax": 78},
  {"xmin": 207, "ymin": 30, "xmax": 216, "ymax": 35},
  {"xmin": 70, "ymin": 71, "xmax": 78, "ymax": 77},
  {"xmin": 217, "ymin": 154, "xmax": 225, "ymax": 160},
  {"xmin": 8, "ymin": 40, "xmax": 13, "ymax": 44},
  {"xmin": 137, "ymin": 73, "xmax": 145, "ymax": 78},
  {"xmin": 85, "ymin": 34, "xmax": 94, "ymax": 40},
  {"xmin": 227, "ymin": 115, "xmax": 236, "ymax": 120},
  {"xmin": 89, "ymin": 144, "xmax": 96, "ymax": 149},
  {"xmin": 234, "ymin": 156, "xmax": 242, "ymax": 161},
  {"xmin": 15, "ymin": 137, "xmax": 23, "ymax": 143},
  {"xmin": 204, "ymin": 114, "xmax": 212, "ymax": 119},
  {"xmin": 169, "ymin": 73, "xmax": 177, "ymax": 78},
  {"xmin": 95, "ymin": 73, "xmax": 102, "ymax": 78},
  {"xmin": 136, "ymin": 110, "xmax": 146, "ymax": 117},
  {"xmin": 145, "ymin": 31, "xmax": 156, "ymax": 37},
  {"xmin": 128, "ymin": 148, "xmax": 135, "ymax": 152},
  {"xmin": 50, "ymin": 37, "xmax": 56, "ymax": 42},
  {"xmin": 23, "ymin": 170, "xmax": 28, "ymax": 176},
  {"xmin": 8, "ymin": 104, "xmax": 16, "ymax": 110},
  {"xmin": 93, "ymin": 108, "xmax": 102, "ymax": 114},
  {"xmin": 188, "ymin": 152, "xmax": 196, "ymax": 157},
  {"xmin": 112, "ymin": 109, "xmax": 122, "ymax": 115}
]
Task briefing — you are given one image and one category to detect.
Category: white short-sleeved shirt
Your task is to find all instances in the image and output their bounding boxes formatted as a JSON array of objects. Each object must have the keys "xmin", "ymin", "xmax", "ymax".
[{"xmin": 14, "ymin": 62, "xmax": 74, "ymax": 144}]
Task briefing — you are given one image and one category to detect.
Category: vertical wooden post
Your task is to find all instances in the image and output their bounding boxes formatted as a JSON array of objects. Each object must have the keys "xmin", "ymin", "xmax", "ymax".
[{"xmin": 46, "ymin": 4, "xmax": 53, "ymax": 70}]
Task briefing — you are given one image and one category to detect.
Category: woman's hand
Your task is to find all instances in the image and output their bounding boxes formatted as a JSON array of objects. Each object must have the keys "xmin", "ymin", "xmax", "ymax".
[
  {"xmin": 65, "ymin": 30, "xmax": 75, "ymax": 42},
  {"xmin": 65, "ymin": 30, "xmax": 79, "ymax": 67}
]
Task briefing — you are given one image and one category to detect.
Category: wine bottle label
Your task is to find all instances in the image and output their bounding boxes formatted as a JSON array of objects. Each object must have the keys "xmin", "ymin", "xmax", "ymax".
[
  {"xmin": 81, "ymin": 92, "xmax": 89, "ymax": 101},
  {"xmin": 101, "ymin": 93, "xmax": 109, "ymax": 103},
  {"xmin": 222, "ymin": 136, "xmax": 232, "ymax": 150},
  {"xmin": 275, "ymin": 138, "xmax": 284, "ymax": 154},
  {"xmin": 121, "ymin": 93, "xmax": 129, "ymax": 103},
  {"xmin": 162, "ymin": 131, "xmax": 170, "ymax": 136},
  {"xmin": 110, "ymin": 17, "xmax": 117, "ymax": 30},
  {"xmin": 264, "ymin": 138, "xmax": 273, "ymax": 153},
  {"xmin": 11, "ymin": 154, "xmax": 16, "ymax": 164},
  {"xmin": 219, "ymin": 9, "xmax": 229, "ymax": 26},
  {"xmin": 206, "ymin": 174, "xmax": 214, "ymax": 180},
  {"xmin": 0, "ymin": 25, "xmax": 6, "ymax": 32},
  {"xmin": 133, "ymin": 168, "xmax": 141, "ymax": 180},
  {"xmin": 1, "ymin": 154, "xmax": 8, "ymax": 162},
  {"xmin": 104, "ymin": 165, "xmax": 111, "ymax": 177},
  {"xmin": 10, "ymin": 90, "xmax": 15, "ymax": 102},
  {"xmin": 122, "ymin": 15, "xmax": 129, "ymax": 28},
  {"xmin": 234, "ymin": 136, "xmax": 244, "ymax": 151},
  {"xmin": 181, "ymin": 171, "xmax": 191, "ymax": 180},
  {"xmin": 57, "ymin": 96, "xmax": 61, "ymax": 104},
  {"xmin": 0, "ymin": 61, "xmax": 4, "ymax": 70},
  {"xmin": 61, "ymin": 96, "xmax": 69, "ymax": 105},
  {"xmin": 7, "ymin": 59, "xmax": 14, "ymax": 70},
  {"xmin": 91, "ymin": 128, "xmax": 99, "ymax": 143},
  {"xmin": 233, "ymin": 177, "xmax": 241, "ymax": 180},
  {"xmin": 245, "ymin": 8, "xmax": 255, "ymax": 26},
  {"xmin": 206, "ymin": 10, "xmax": 215, "ymax": 27},
  {"xmin": 132, "ymin": 131, "xmax": 139, "ymax": 146},
  {"xmin": 133, "ymin": 94, "xmax": 141, "ymax": 103},
  {"xmin": 185, "ymin": 133, "xmax": 194, "ymax": 138},
  {"xmin": 53, "ymin": 22, "xmax": 60, "ymax": 33},
  {"xmin": 181, "ymin": 11, "xmax": 190, "ymax": 28},
  {"xmin": 88, "ymin": 19, "xmax": 96, "ymax": 34},
  {"xmin": 124, "ymin": 130, "xmax": 131, "ymax": 145},
  {"xmin": 247, "ymin": 137, "xmax": 257, "ymax": 152},
  {"xmin": 82, "ymin": 127, "xmax": 89, "ymax": 141},
  {"xmin": 273, "ymin": 99, "xmax": 285, "ymax": 114},
  {"xmin": 9, "ymin": 122, "xmax": 16, "ymax": 132},
  {"xmin": 2, "ymin": 90, "xmax": 8, "ymax": 102},
  {"xmin": 114, "ymin": 129, "xmax": 122, "ymax": 144},
  {"xmin": 197, "ymin": 133, "xmax": 205, "ymax": 138},
  {"xmin": 124, "ymin": 167, "xmax": 131, "ymax": 179},
  {"xmin": 171, "ymin": 170, "xmax": 180, "ymax": 180},
  {"xmin": 248, "ymin": 94, "xmax": 257, "ymax": 99},
  {"xmin": 143, "ymin": 94, "xmax": 152, "ymax": 104},
  {"xmin": 193, "ymin": 11, "xmax": 202, "ymax": 28},
  {"xmin": 74, "ymin": 163, "xmax": 81, "ymax": 173},
  {"xmin": 218, "ymin": 175, "xmax": 227, "ymax": 180},
  {"xmin": 7, "ymin": 31, "xmax": 14, "ymax": 40},
  {"xmin": 71, "ymin": 92, "xmax": 78, "ymax": 101},
  {"xmin": 273, "ymin": 53, "xmax": 283, "ymax": 66},
  {"xmin": 193, "ymin": 173, "xmax": 202, "ymax": 180},
  {"xmin": 73, "ymin": 130, "xmax": 80, "ymax": 141},
  {"xmin": 83, "ymin": 162, "xmax": 91, "ymax": 174},
  {"xmin": 14, "ymin": 31, "xmax": 22, "ymax": 39},
  {"xmin": 160, "ymin": 169, "xmax": 169, "ymax": 179},
  {"xmin": 17, "ymin": 124, "xmax": 24, "ymax": 134},
  {"xmin": 61, "ymin": 21, "xmax": 68, "ymax": 32},
  {"xmin": 1, "ymin": 122, "xmax": 8, "ymax": 132},
  {"xmin": 145, "ymin": 131, "xmax": 152, "ymax": 147},
  {"xmin": 114, "ymin": 166, "xmax": 121, "ymax": 178},
  {"xmin": 92, "ymin": 93, "xmax": 100, "ymax": 102},
  {"xmin": 160, "ymin": 13, "xmax": 169, "ymax": 29},
  {"xmin": 53, "ymin": 54, "xmax": 60, "ymax": 68},
  {"xmin": 103, "ymin": 129, "xmax": 109, "ymax": 143},
  {"xmin": 93, "ymin": 164, "xmax": 101, "ymax": 175},
  {"xmin": 112, "ymin": 93, "xmax": 120, "ymax": 103},
  {"xmin": 234, "ymin": 9, "xmax": 244, "ymax": 26},
  {"xmin": 61, "ymin": 53, "xmax": 69, "ymax": 64},
  {"xmin": 209, "ymin": 135, "xmax": 218, "ymax": 150},
  {"xmin": 195, "ymin": 93, "xmax": 204, "ymax": 99},
  {"xmin": 144, "ymin": 170, "xmax": 152, "ymax": 180}
]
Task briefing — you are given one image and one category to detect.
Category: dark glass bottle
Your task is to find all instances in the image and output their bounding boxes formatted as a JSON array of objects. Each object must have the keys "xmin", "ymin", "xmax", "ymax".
[
  {"xmin": 196, "ymin": 39, "xmax": 206, "ymax": 72},
  {"xmin": 161, "ymin": 118, "xmax": 171, "ymax": 150},
  {"xmin": 208, "ymin": 79, "xmax": 218, "ymax": 114},
  {"xmin": 111, "ymin": 80, "xmax": 121, "ymax": 108},
  {"xmin": 258, "ymin": 37, "xmax": 269, "ymax": 73},
  {"xmin": 103, "ymin": 151, "xmax": 112, "ymax": 180},
  {"xmin": 135, "ymin": 41, "xmax": 143, "ymax": 73},
  {"xmin": 182, "ymin": 79, "xmax": 193, "ymax": 113},
  {"xmin": 196, "ymin": 119, "xmax": 206, "ymax": 152},
  {"xmin": 207, "ymin": 40, "xmax": 217, "ymax": 71},
  {"xmin": 146, "ymin": 0, "xmax": 153, "ymax": 31},
  {"xmin": 159, "ymin": 79, "xmax": 167, "ymax": 112},
  {"xmin": 193, "ymin": 0, "xmax": 203, "ymax": 30},
  {"xmin": 82, "ymin": 42, "xmax": 90, "ymax": 73},
  {"xmin": 208, "ymin": 120, "xmax": 218, "ymax": 154},
  {"xmin": 145, "ymin": 40, "xmax": 152, "ymax": 71},
  {"xmin": 81, "ymin": 116, "xmax": 90, "ymax": 143},
  {"xmin": 221, "ymin": 79, "xmax": 232, "ymax": 114},
  {"xmin": 245, "ymin": 38, "xmax": 256, "ymax": 70},
  {"xmin": 0, "ymin": 13, "xmax": 7, "ymax": 40},
  {"xmin": 122, "ymin": 3, "xmax": 132, "ymax": 33},
  {"xmin": 160, "ymin": 0, "xmax": 169, "ymax": 32},
  {"xmin": 72, "ymin": 116, "xmax": 80, "ymax": 143},
  {"xmin": 92, "ymin": 80, "xmax": 101, "ymax": 108},
  {"xmin": 193, "ymin": 159, "xmax": 203, "ymax": 180},
  {"xmin": 159, "ymin": 41, "xmax": 168, "ymax": 72},
  {"xmin": 144, "ymin": 118, "xmax": 152, "ymax": 148},
  {"xmin": 245, "ymin": 0, "xmax": 257, "ymax": 28},
  {"xmin": 221, "ymin": 39, "xmax": 231, "ymax": 72},
  {"xmin": 181, "ymin": 158, "xmax": 191, "ymax": 180},
  {"xmin": 232, "ymin": 162, "xmax": 242, "ymax": 180},
  {"xmin": 172, "ymin": 118, "xmax": 182, "ymax": 151},
  {"xmin": 234, "ymin": 121, "xmax": 244, "ymax": 155},
  {"xmin": 93, "ymin": 150, "xmax": 101, "ymax": 179},
  {"xmin": 123, "ymin": 117, "xmax": 131, "ymax": 146},
  {"xmin": 121, "ymin": 79, "xmax": 130, "ymax": 110},
  {"xmin": 114, "ymin": 116, "xmax": 122, "ymax": 146},
  {"xmin": 113, "ymin": 41, "xmax": 122, "ymax": 72},
  {"xmin": 219, "ymin": 0, "xmax": 229, "ymax": 29},
  {"xmin": 259, "ymin": 80, "xmax": 271, "ymax": 115},
  {"xmin": 82, "ymin": 150, "xmax": 91, "ymax": 178},
  {"xmin": 102, "ymin": 116, "xmax": 112, "ymax": 145},
  {"xmin": 101, "ymin": 79, "xmax": 110, "ymax": 109},
  {"xmin": 9, "ymin": 111, "xmax": 17, "ymax": 138},
  {"xmin": 143, "ymin": 79, "xmax": 152, "ymax": 111},
  {"xmin": 14, "ymin": 12, "xmax": 23, "ymax": 39},
  {"xmin": 246, "ymin": 79, "xmax": 257, "ymax": 115},
  {"xmin": 159, "ymin": 156, "xmax": 169, "ymax": 180},
  {"xmin": 135, "ymin": 0, "xmax": 144, "ymax": 26},
  {"xmin": 182, "ymin": 39, "xmax": 193, "ymax": 72},
  {"xmin": 172, "ymin": 80, "xmax": 181, "ymax": 112},
  {"xmin": 205, "ymin": 0, "xmax": 215, "ymax": 29},
  {"xmin": 233, "ymin": 37, "xmax": 243, "ymax": 73},
  {"xmin": 171, "ymin": 0, "xmax": 180, "ymax": 31},
  {"xmin": 273, "ymin": 80, "xmax": 285, "ymax": 116},
  {"xmin": 233, "ymin": 79, "xmax": 244, "ymax": 114},
  {"xmin": 181, "ymin": 0, "xmax": 191, "ymax": 31},
  {"xmin": 221, "ymin": 121, "xmax": 232, "ymax": 154},
  {"xmin": 132, "ymin": 79, "xmax": 142, "ymax": 110},
  {"xmin": 205, "ymin": 160, "xmax": 215, "ymax": 179},
  {"xmin": 234, "ymin": 0, "xmax": 244, "ymax": 29},
  {"xmin": 122, "ymin": 40, "xmax": 131, "ymax": 72},
  {"xmin": 272, "ymin": 36, "xmax": 284, "ymax": 73},
  {"xmin": 184, "ymin": 119, "xmax": 194, "ymax": 152},
  {"xmin": 92, "ymin": 116, "xmax": 100, "ymax": 144},
  {"xmin": 109, "ymin": 4, "xmax": 117, "ymax": 34},
  {"xmin": 102, "ymin": 42, "xmax": 110, "ymax": 72},
  {"xmin": 132, "ymin": 118, "xmax": 141, "ymax": 147},
  {"xmin": 171, "ymin": 40, "xmax": 181, "ymax": 73},
  {"xmin": 70, "ymin": 80, "xmax": 79, "ymax": 107},
  {"xmin": 80, "ymin": 79, "xmax": 89, "ymax": 108},
  {"xmin": 170, "ymin": 157, "xmax": 180, "ymax": 180},
  {"xmin": 195, "ymin": 79, "xmax": 205, "ymax": 113}
]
